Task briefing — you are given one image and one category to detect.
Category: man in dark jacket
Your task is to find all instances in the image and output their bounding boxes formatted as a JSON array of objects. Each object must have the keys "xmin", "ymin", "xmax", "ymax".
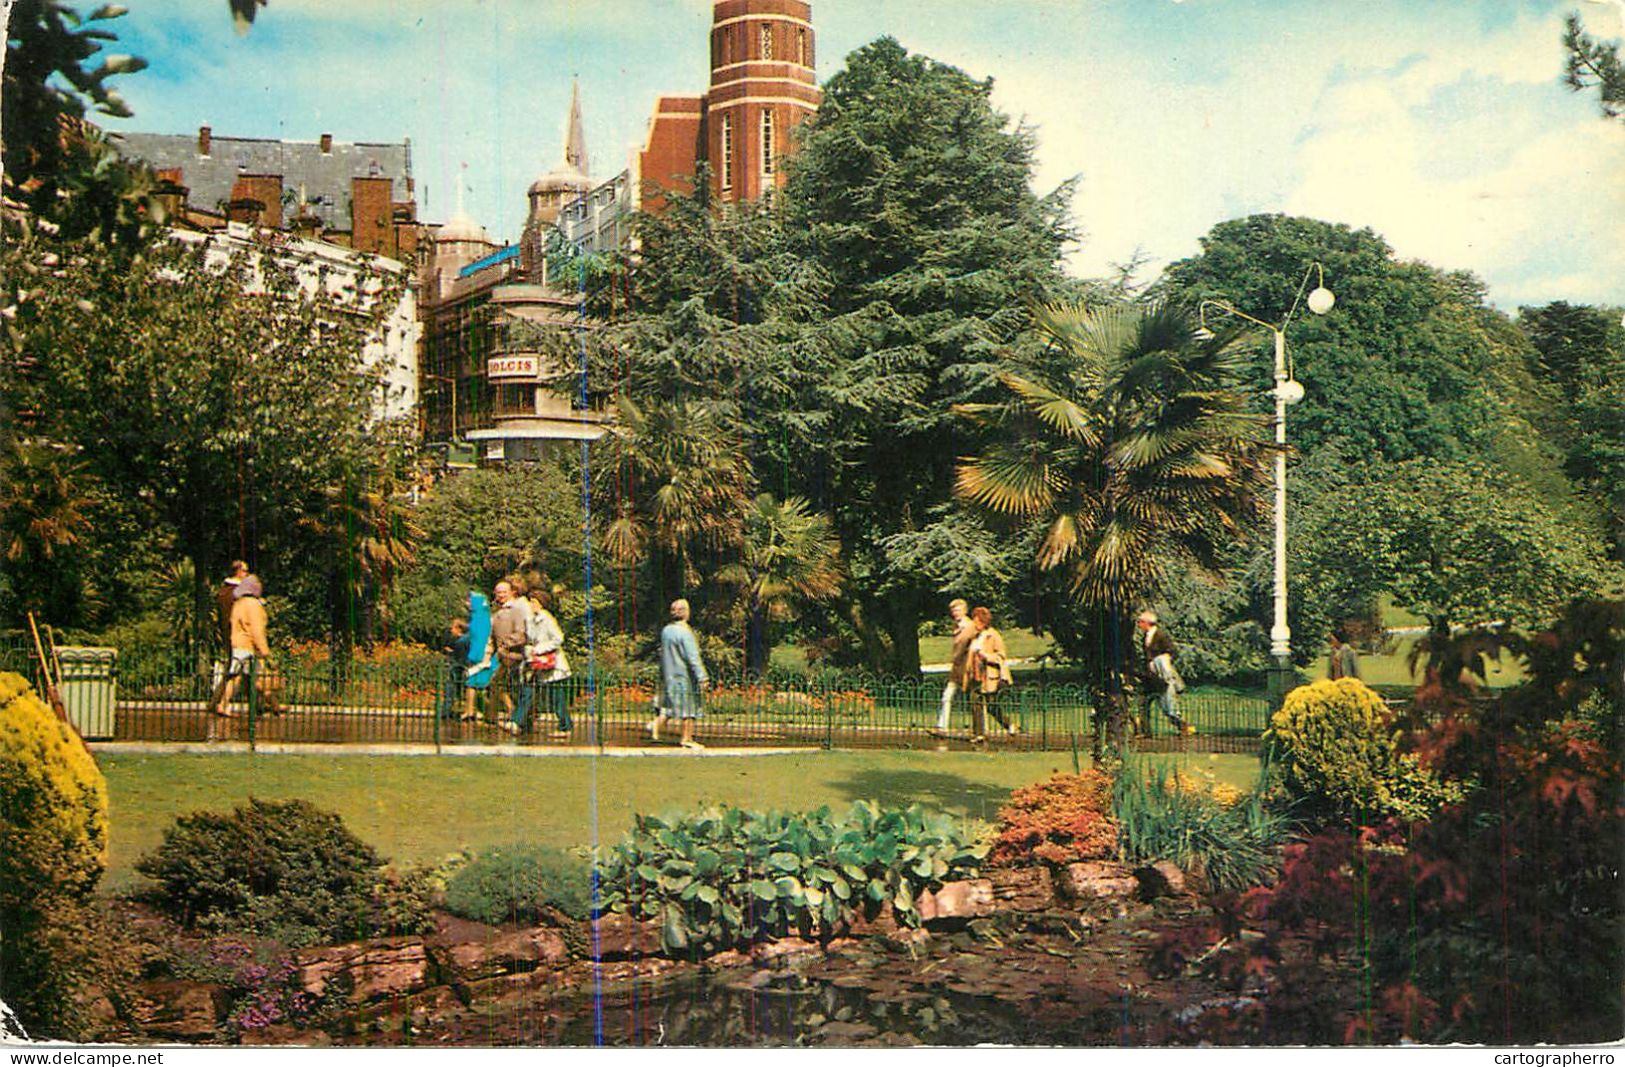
[{"xmin": 1136, "ymin": 610, "xmax": 1191, "ymax": 735}]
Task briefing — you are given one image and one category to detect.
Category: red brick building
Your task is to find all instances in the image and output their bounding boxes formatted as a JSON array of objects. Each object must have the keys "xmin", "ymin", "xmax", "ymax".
[{"xmin": 638, "ymin": 0, "xmax": 821, "ymax": 209}]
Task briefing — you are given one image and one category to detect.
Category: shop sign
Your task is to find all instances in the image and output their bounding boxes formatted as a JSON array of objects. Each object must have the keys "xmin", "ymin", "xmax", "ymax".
[{"xmin": 487, "ymin": 355, "xmax": 540, "ymax": 380}]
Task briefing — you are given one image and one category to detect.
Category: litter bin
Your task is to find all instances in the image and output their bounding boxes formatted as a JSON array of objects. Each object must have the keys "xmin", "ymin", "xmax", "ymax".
[{"xmin": 56, "ymin": 646, "xmax": 117, "ymax": 740}]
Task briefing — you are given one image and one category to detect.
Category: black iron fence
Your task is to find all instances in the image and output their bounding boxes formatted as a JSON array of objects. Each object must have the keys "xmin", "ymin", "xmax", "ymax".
[{"xmin": 0, "ymin": 635, "xmax": 1271, "ymax": 753}]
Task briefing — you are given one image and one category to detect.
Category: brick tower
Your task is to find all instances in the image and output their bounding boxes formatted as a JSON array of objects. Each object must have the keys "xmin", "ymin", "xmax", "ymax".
[{"xmin": 639, "ymin": 0, "xmax": 820, "ymax": 209}]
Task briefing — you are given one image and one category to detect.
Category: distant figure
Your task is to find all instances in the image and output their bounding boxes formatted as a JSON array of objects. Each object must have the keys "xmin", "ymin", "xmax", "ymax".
[
  {"xmin": 648, "ymin": 598, "xmax": 709, "ymax": 750},
  {"xmin": 212, "ymin": 560, "xmax": 248, "ymax": 691},
  {"xmin": 503, "ymin": 588, "xmax": 573, "ymax": 738},
  {"xmin": 933, "ymin": 598, "xmax": 974, "ymax": 736},
  {"xmin": 437, "ymin": 617, "xmax": 470, "ymax": 721},
  {"xmin": 489, "ymin": 578, "xmax": 533, "ymax": 727},
  {"xmin": 215, "ymin": 560, "xmax": 248, "ymax": 652},
  {"xmin": 461, "ymin": 591, "xmax": 497, "ymax": 721},
  {"xmin": 1136, "ymin": 610, "xmax": 1190, "ymax": 735},
  {"xmin": 1328, "ymin": 629, "xmax": 1361, "ymax": 681},
  {"xmin": 967, "ymin": 606, "xmax": 1015, "ymax": 743},
  {"xmin": 210, "ymin": 574, "xmax": 281, "ymax": 722}
]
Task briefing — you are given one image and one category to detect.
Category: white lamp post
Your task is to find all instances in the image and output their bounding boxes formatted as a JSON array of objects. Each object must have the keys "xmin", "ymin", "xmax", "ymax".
[{"xmin": 1200, "ymin": 264, "xmax": 1334, "ymax": 706}]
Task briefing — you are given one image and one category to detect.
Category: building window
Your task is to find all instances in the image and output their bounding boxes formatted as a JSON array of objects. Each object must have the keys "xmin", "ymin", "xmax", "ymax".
[
  {"xmin": 761, "ymin": 111, "xmax": 775, "ymax": 175},
  {"xmin": 760, "ymin": 23, "xmax": 773, "ymax": 60},
  {"xmin": 719, "ymin": 114, "xmax": 733, "ymax": 191},
  {"xmin": 797, "ymin": 27, "xmax": 808, "ymax": 66}
]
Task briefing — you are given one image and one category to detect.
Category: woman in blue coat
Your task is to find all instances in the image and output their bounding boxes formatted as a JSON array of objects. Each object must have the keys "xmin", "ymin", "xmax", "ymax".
[{"xmin": 647, "ymin": 598, "xmax": 708, "ymax": 749}]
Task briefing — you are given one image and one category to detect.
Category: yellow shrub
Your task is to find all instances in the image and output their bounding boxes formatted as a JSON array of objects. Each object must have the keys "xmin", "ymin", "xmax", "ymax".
[
  {"xmin": 1266, "ymin": 678, "xmax": 1455, "ymax": 822},
  {"xmin": 0, "ymin": 672, "xmax": 109, "ymax": 904}
]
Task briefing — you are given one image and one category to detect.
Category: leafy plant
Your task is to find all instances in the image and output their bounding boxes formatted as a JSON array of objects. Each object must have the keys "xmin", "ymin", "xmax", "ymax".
[
  {"xmin": 595, "ymin": 802, "xmax": 988, "ymax": 957},
  {"xmin": 1264, "ymin": 678, "xmax": 1459, "ymax": 823},
  {"xmin": 443, "ymin": 844, "xmax": 593, "ymax": 926},
  {"xmin": 1113, "ymin": 762, "xmax": 1288, "ymax": 893},
  {"xmin": 988, "ymin": 770, "xmax": 1118, "ymax": 867},
  {"xmin": 135, "ymin": 798, "xmax": 428, "ymax": 945}
]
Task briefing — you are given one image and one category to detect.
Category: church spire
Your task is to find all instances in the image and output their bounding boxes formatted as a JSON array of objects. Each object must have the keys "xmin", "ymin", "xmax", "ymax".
[{"xmin": 564, "ymin": 78, "xmax": 588, "ymax": 176}]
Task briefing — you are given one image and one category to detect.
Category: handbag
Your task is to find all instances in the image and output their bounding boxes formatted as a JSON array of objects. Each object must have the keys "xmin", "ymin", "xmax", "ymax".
[{"xmin": 529, "ymin": 649, "xmax": 558, "ymax": 672}]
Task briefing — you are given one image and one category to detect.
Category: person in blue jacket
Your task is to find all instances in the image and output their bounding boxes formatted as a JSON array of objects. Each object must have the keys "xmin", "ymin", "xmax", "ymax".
[
  {"xmin": 647, "ymin": 598, "xmax": 709, "ymax": 749},
  {"xmin": 459, "ymin": 591, "xmax": 497, "ymax": 722}
]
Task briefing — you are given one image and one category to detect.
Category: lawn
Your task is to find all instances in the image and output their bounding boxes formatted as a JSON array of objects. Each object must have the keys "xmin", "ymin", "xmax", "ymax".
[{"xmin": 95, "ymin": 749, "xmax": 1261, "ymax": 891}]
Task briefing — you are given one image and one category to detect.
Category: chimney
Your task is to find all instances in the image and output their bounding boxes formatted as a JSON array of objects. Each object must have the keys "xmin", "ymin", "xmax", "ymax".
[
  {"xmin": 198, "ymin": 125, "xmax": 212, "ymax": 156},
  {"xmin": 319, "ymin": 132, "xmax": 332, "ymax": 154}
]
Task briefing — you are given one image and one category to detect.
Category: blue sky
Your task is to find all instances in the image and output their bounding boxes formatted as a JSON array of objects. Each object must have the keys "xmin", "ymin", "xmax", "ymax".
[{"xmin": 95, "ymin": 0, "xmax": 1625, "ymax": 309}]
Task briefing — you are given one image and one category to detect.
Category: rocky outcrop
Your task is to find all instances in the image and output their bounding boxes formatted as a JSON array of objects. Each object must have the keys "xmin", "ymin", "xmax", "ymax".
[
  {"xmin": 915, "ymin": 878, "xmax": 995, "ymax": 922},
  {"xmin": 128, "ymin": 979, "xmax": 229, "ymax": 1041},
  {"xmin": 1057, "ymin": 861, "xmax": 1140, "ymax": 903},
  {"xmin": 295, "ymin": 938, "xmax": 434, "ymax": 1003},
  {"xmin": 434, "ymin": 926, "xmax": 568, "ymax": 982},
  {"xmin": 1134, "ymin": 860, "xmax": 1189, "ymax": 900},
  {"xmin": 987, "ymin": 866, "xmax": 1054, "ymax": 911}
]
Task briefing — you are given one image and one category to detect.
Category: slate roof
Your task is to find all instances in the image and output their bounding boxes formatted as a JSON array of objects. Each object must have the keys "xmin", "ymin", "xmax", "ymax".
[{"xmin": 111, "ymin": 131, "xmax": 411, "ymax": 229}]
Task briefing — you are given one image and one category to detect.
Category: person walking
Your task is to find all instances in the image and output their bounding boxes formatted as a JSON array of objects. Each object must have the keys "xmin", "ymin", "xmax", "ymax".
[
  {"xmin": 648, "ymin": 598, "xmax": 709, "ymax": 750},
  {"xmin": 932, "ymin": 598, "xmax": 974, "ymax": 736},
  {"xmin": 212, "ymin": 560, "xmax": 248, "ymax": 692},
  {"xmin": 460, "ymin": 591, "xmax": 498, "ymax": 722},
  {"xmin": 1328, "ymin": 629, "xmax": 1361, "ymax": 680},
  {"xmin": 1136, "ymin": 610, "xmax": 1191, "ymax": 735},
  {"xmin": 489, "ymin": 578, "xmax": 533, "ymax": 728},
  {"xmin": 503, "ymin": 589, "xmax": 573, "ymax": 738},
  {"xmin": 967, "ymin": 606, "xmax": 1015, "ymax": 743},
  {"xmin": 210, "ymin": 574, "xmax": 281, "ymax": 724},
  {"xmin": 436, "ymin": 616, "xmax": 470, "ymax": 721}
]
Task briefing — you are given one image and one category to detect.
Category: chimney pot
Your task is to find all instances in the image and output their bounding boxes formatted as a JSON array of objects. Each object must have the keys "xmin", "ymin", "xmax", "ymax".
[
  {"xmin": 320, "ymin": 133, "xmax": 333, "ymax": 154},
  {"xmin": 198, "ymin": 125, "xmax": 212, "ymax": 156}
]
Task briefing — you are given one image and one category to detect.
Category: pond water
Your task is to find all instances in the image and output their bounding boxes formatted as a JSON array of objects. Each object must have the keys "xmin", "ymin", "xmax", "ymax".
[{"xmin": 556, "ymin": 967, "xmax": 1099, "ymax": 1047}]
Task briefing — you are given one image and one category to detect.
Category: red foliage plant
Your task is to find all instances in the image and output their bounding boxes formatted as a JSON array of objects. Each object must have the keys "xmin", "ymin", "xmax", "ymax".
[{"xmin": 990, "ymin": 770, "xmax": 1118, "ymax": 867}]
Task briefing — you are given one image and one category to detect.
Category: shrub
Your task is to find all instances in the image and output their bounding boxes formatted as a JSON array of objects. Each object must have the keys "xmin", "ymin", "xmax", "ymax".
[
  {"xmin": 989, "ymin": 770, "xmax": 1118, "ymax": 867},
  {"xmin": 1265, "ymin": 678, "xmax": 1458, "ymax": 823},
  {"xmin": 135, "ymin": 798, "xmax": 429, "ymax": 945},
  {"xmin": 0, "ymin": 672, "xmax": 110, "ymax": 1036},
  {"xmin": 1113, "ymin": 762, "xmax": 1289, "ymax": 893},
  {"xmin": 596, "ymin": 802, "xmax": 987, "ymax": 956},
  {"xmin": 443, "ymin": 844, "xmax": 593, "ymax": 926}
]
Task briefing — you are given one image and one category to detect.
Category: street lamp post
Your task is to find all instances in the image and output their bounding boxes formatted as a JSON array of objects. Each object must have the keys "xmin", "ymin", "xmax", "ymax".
[{"xmin": 1200, "ymin": 265, "xmax": 1334, "ymax": 708}]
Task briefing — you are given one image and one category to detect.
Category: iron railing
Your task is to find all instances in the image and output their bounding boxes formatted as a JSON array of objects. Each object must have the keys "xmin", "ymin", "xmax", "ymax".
[{"xmin": 1, "ymin": 638, "xmax": 1273, "ymax": 753}]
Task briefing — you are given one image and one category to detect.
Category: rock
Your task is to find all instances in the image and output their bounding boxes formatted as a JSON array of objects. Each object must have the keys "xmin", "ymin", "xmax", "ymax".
[
  {"xmin": 590, "ymin": 913, "xmax": 664, "ymax": 960},
  {"xmin": 751, "ymin": 937, "xmax": 820, "ymax": 963},
  {"xmin": 1058, "ymin": 861, "xmax": 1139, "ymax": 903},
  {"xmin": 1135, "ymin": 860, "xmax": 1189, "ymax": 900},
  {"xmin": 845, "ymin": 902, "xmax": 898, "ymax": 937},
  {"xmin": 435, "ymin": 926, "xmax": 568, "ymax": 982},
  {"xmin": 882, "ymin": 927, "xmax": 931, "ymax": 952},
  {"xmin": 130, "ymin": 979, "xmax": 227, "ymax": 1041},
  {"xmin": 916, "ymin": 879, "xmax": 995, "ymax": 924},
  {"xmin": 239, "ymin": 1023, "xmax": 332, "ymax": 1047},
  {"xmin": 987, "ymin": 866, "xmax": 1056, "ymax": 911},
  {"xmin": 296, "ymin": 939, "xmax": 432, "ymax": 1003}
]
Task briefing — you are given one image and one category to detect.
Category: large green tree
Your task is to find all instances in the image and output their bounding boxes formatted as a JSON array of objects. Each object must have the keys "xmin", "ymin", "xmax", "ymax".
[
  {"xmin": 1517, "ymin": 300, "xmax": 1625, "ymax": 557},
  {"xmin": 1296, "ymin": 457, "xmax": 1618, "ymax": 638},
  {"xmin": 956, "ymin": 299, "xmax": 1273, "ymax": 747},
  {"xmin": 4, "ymin": 232, "xmax": 412, "ymax": 637},
  {"xmin": 776, "ymin": 36, "xmax": 1075, "ymax": 673}
]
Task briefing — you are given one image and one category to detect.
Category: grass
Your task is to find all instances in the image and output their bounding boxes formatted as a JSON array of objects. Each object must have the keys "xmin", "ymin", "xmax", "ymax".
[
  {"xmin": 1301, "ymin": 632, "xmax": 1526, "ymax": 689},
  {"xmin": 96, "ymin": 749, "xmax": 1262, "ymax": 891}
]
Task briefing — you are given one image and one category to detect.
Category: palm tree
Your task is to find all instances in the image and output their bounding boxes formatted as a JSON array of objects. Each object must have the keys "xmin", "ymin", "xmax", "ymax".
[
  {"xmin": 595, "ymin": 395, "xmax": 751, "ymax": 593},
  {"xmin": 955, "ymin": 299, "xmax": 1273, "ymax": 752},
  {"xmin": 716, "ymin": 494, "xmax": 844, "ymax": 675},
  {"xmin": 297, "ymin": 477, "xmax": 423, "ymax": 650}
]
